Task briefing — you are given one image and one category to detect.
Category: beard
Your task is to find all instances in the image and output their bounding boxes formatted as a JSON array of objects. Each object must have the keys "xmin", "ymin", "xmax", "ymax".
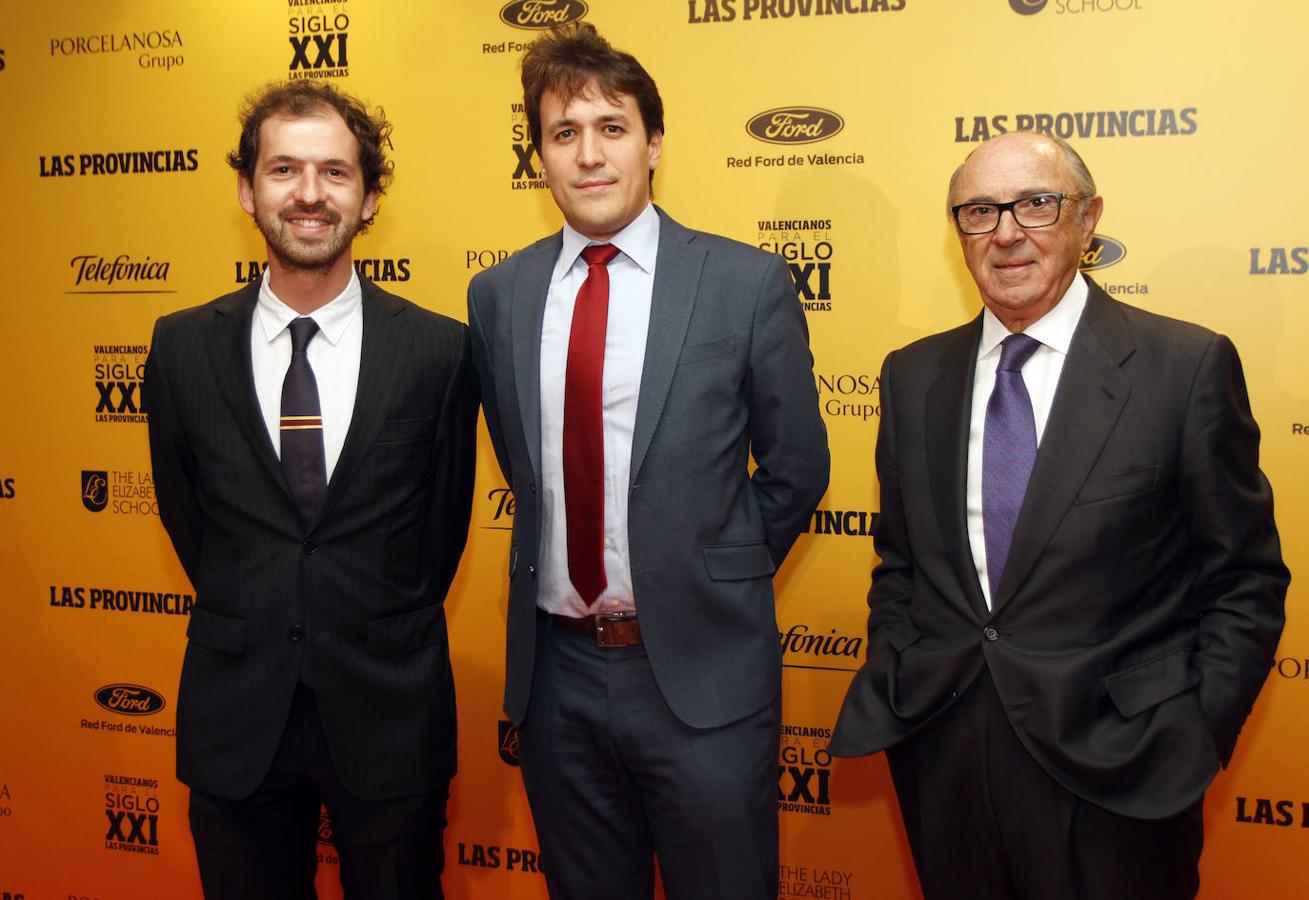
[{"xmin": 254, "ymin": 201, "xmax": 363, "ymax": 273}]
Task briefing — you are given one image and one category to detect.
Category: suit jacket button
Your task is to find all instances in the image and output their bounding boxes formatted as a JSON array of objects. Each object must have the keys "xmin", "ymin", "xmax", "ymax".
[
  {"xmin": 287, "ymin": 625, "xmax": 305, "ymax": 641},
  {"xmin": 529, "ymin": 565, "xmax": 536, "ymax": 576},
  {"xmin": 302, "ymin": 540, "xmax": 318, "ymax": 555},
  {"xmin": 983, "ymin": 626, "xmax": 999, "ymax": 642}
]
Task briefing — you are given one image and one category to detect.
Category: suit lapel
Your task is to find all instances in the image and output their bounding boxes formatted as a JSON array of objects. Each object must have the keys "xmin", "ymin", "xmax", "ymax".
[
  {"xmin": 510, "ymin": 236, "xmax": 559, "ymax": 486},
  {"xmin": 993, "ymin": 283, "xmax": 1134, "ymax": 607},
  {"xmin": 926, "ymin": 317, "xmax": 989, "ymax": 621},
  {"xmin": 205, "ymin": 282, "xmax": 294, "ymax": 503},
  {"xmin": 630, "ymin": 209, "xmax": 706, "ymax": 484},
  {"xmin": 310, "ymin": 279, "xmax": 410, "ymax": 530}
]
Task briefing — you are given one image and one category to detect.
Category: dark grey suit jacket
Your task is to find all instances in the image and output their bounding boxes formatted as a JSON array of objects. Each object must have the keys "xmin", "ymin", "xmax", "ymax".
[
  {"xmin": 467, "ymin": 207, "xmax": 830, "ymax": 729},
  {"xmin": 831, "ymin": 280, "xmax": 1288, "ymax": 819},
  {"xmin": 145, "ymin": 278, "xmax": 477, "ymax": 801}
]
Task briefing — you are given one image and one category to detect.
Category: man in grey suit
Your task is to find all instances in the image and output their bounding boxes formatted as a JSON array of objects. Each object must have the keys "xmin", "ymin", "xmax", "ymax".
[
  {"xmin": 467, "ymin": 23, "xmax": 829, "ymax": 900},
  {"xmin": 146, "ymin": 81, "xmax": 476, "ymax": 899},
  {"xmin": 830, "ymin": 132, "xmax": 1288, "ymax": 900}
]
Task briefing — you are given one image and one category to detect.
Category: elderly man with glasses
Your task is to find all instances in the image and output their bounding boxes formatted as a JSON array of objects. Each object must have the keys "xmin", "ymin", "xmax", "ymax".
[{"xmin": 829, "ymin": 131, "xmax": 1287, "ymax": 900}]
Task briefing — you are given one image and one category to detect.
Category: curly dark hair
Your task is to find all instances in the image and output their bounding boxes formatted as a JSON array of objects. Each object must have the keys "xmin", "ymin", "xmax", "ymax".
[
  {"xmin": 521, "ymin": 22, "xmax": 664, "ymax": 153},
  {"xmin": 226, "ymin": 80, "xmax": 393, "ymax": 227}
]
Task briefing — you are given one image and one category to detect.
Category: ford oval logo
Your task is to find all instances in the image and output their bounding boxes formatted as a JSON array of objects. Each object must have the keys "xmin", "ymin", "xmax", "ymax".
[
  {"xmin": 1080, "ymin": 234, "xmax": 1127, "ymax": 271},
  {"xmin": 499, "ymin": 0, "xmax": 588, "ymax": 30},
  {"xmin": 94, "ymin": 683, "xmax": 166, "ymax": 716},
  {"xmin": 746, "ymin": 107, "xmax": 844, "ymax": 145}
]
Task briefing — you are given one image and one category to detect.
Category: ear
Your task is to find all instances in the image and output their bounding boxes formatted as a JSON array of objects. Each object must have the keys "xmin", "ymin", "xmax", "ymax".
[
  {"xmin": 1080, "ymin": 195, "xmax": 1104, "ymax": 248},
  {"xmin": 237, "ymin": 175, "xmax": 255, "ymax": 216},
  {"xmin": 362, "ymin": 190, "xmax": 379, "ymax": 223},
  {"xmin": 647, "ymin": 129, "xmax": 663, "ymax": 172}
]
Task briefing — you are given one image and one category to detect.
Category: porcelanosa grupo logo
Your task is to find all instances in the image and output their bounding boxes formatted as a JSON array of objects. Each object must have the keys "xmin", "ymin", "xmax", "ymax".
[
  {"xmin": 499, "ymin": 0, "xmax": 587, "ymax": 29},
  {"xmin": 747, "ymin": 107, "xmax": 844, "ymax": 145},
  {"xmin": 94, "ymin": 684, "xmax": 166, "ymax": 717},
  {"xmin": 1080, "ymin": 234, "xmax": 1126, "ymax": 271},
  {"xmin": 1010, "ymin": 0, "xmax": 1048, "ymax": 13}
]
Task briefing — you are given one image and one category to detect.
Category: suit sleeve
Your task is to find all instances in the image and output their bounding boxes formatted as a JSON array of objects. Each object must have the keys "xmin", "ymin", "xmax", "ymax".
[
  {"xmin": 144, "ymin": 317, "xmax": 203, "ymax": 585},
  {"xmin": 827, "ymin": 350, "xmax": 916, "ymax": 757},
  {"xmin": 467, "ymin": 277, "xmax": 513, "ymax": 487},
  {"xmin": 427, "ymin": 325, "xmax": 479, "ymax": 602},
  {"xmin": 865, "ymin": 351, "xmax": 915, "ymax": 638},
  {"xmin": 747, "ymin": 252, "xmax": 830, "ymax": 567},
  {"xmin": 1180, "ymin": 334, "xmax": 1288, "ymax": 764}
]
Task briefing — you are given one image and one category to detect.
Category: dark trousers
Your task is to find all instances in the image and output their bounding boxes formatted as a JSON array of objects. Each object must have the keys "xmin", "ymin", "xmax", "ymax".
[
  {"xmin": 519, "ymin": 613, "xmax": 781, "ymax": 900},
  {"xmin": 188, "ymin": 684, "xmax": 449, "ymax": 900},
  {"xmin": 887, "ymin": 672, "xmax": 1203, "ymax": 900}
]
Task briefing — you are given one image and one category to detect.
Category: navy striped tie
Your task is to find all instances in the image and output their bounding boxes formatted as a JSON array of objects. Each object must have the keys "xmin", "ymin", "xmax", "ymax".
[{"xmin": 280, "ymin": 317, "xmax": 326, "ymax": 518}]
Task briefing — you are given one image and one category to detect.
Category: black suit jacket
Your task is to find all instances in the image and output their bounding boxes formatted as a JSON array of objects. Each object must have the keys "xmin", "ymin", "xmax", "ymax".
[
  {"xmin": 145, "ymin": 278, "xmax": 477, "ymax": 801},
  {"xmin": 831, "ymin": 281, "xmax": 1288, "ymax": 819},
  {"xmin": 468, "ymin": 208, "xmax": 830, "ymax": 729}
]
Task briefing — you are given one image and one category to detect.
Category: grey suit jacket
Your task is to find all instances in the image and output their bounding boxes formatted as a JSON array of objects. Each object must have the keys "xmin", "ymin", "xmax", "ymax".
[
  {"xmin": 145, "ymin": 278, "xmax": 477, "ymax": 800},
  {"xmin": 468, "ymin": 207, "xmax": 830, "ymax": 729},
  {"xmin": 830, "ymin": 281, "xmax": 1288, "ymax": 819}
]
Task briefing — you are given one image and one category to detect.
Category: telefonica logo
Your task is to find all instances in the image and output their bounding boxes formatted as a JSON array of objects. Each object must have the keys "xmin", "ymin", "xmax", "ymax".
[
  {"xmin": 1010, "ymin": 0, "xmax": 1049, "ymax": 13},
  {"xmin": 1080, "ymin": 235, "xmax": 1126, "ymax": 271},
  {"xmin": 94, "ymin": 684, "xmax": 166, "ymax": 716},
  {"xmin": 747, "ymin": 108, "xmax": 844, "ymax": 145},
  {"xmin": 499, "ymin": 0, "xmax": 587, "ymax": 30}
]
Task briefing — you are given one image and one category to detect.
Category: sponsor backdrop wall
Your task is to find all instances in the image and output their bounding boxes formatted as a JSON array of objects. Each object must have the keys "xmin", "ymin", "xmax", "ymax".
[{"xmin": 1, "ymin": 1, "xmax": 1305, "ymax": 897}]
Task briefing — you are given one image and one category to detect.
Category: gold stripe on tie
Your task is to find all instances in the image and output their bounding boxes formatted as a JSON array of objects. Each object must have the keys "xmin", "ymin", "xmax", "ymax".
[{"xmin": 281, "ymin": 416, "xmax": 323, "ymax": 430}]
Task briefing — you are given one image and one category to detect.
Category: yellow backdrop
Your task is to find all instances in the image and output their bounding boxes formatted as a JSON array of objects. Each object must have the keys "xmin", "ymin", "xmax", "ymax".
[{"xmin": 1, "ymin": 1, "xmax": 1306, "ymax": 898}]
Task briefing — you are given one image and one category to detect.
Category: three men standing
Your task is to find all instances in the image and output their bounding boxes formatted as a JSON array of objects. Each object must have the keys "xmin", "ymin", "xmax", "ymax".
[
  {"xmin": 143, "ymin": 28, "xmax": 1287, "ymax": 900},
  {"xmin": 468, "ymin": 22, "xmax": 829, "ymax": 900},
  {"xmin": 832, "ymin": 131, "xmax": 1288, "ymax": 900},
  {"xmin": 146, "ymin": 81, "xmax": 476, "ymax": 899}
]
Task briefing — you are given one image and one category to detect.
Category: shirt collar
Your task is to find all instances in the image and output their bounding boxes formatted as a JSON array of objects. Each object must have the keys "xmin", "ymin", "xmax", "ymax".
[
  {"xmin": 255, "ymin": 267, "xmax": 363, "ymax": 347},
  {"xmin": 977, "ymin": 272, "xmax": 1089, "ymax": 361},
  {"xmin": 552, "ymin": 202, "xmax": 660, "ymax": 283}
]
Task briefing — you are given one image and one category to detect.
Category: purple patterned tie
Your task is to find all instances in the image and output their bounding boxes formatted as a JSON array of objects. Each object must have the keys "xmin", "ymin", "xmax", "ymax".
[
  {"xmin": 983, "ymin": 333, "xmax": 1042, "ymax": 599},
  {"xmin": 280, "ymin": 317, "xmax": 326, "ymax": 518}
]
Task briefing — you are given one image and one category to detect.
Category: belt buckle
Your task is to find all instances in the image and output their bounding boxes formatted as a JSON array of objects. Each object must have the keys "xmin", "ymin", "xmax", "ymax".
[{"xmin": 594, "ymin": 611, "xmax": 638, "ymax": 648}]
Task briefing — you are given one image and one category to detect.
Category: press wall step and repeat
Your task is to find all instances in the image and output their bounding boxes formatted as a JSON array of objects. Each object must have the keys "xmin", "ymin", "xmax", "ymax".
[{"xmin": 1, "ymin": 1, "xmax": 1306, "ymax": 898}]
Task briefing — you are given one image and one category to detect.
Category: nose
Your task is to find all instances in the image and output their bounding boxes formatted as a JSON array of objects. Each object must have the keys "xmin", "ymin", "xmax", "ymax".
[
  {"xmin": 991, "ymin": 207, "xmax": 1025, "ymax": 245},
  {"xmin": 293, "ymin": 168, "xmax": 323, "ymax": 205},
  {"xmin": 576, "ymin": 128, "xmax": 604, "ymax": 169}
]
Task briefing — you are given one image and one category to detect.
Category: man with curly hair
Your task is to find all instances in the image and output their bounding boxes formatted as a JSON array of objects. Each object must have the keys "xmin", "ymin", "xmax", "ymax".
[{"xmin": 146, "ymin": 80, "xmax": 476, "ymax": 899}]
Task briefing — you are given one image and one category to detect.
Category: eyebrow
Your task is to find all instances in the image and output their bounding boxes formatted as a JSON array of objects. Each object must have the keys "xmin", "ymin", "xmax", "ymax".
[
  {"xmin": 958, "ymin": 187, "xmax": 1059, "ymax": 204},
  {"xmin": 548, "ymin": 112, "xmax": 632, "ymax": 130},
  {"xmin": 264, "ymin": 154, "xmax": 355, "ymax": 168}
]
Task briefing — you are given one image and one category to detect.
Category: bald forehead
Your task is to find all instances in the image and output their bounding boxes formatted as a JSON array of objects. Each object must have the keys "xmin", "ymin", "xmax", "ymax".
[{"xmin": 950, "ymin": 133, "xmax": 1074, "ymax": 206}]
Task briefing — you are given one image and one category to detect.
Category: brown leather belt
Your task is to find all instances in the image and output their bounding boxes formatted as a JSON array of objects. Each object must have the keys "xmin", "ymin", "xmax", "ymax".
[{"xmin": 549, "ymin": 611, "xmax": 642, "ymax": 648}]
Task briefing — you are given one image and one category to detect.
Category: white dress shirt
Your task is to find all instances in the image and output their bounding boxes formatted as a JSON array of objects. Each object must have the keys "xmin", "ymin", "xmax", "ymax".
[
  {"xmin": 251, "ymin": 268, "xmax": 363, "ymax": 482},
  {"xmin": 538, "ymin": 203, "xmax": 660, "ymax": 617},
  {"xmin": 966, "ymin": 273, "xmax": 1089, "ymax": 609}
]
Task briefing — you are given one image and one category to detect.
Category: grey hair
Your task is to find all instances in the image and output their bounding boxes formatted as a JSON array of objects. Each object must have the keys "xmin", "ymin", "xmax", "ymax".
[{"xmin": 947, "ymin": 132, "xmax": 1097, "ymax": 218}]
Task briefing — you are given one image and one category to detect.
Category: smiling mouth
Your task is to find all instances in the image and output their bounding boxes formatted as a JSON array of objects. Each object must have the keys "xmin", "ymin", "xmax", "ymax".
[{"xmin": 283, "ymin": 211, "xmax": 339, "ymax": 236}]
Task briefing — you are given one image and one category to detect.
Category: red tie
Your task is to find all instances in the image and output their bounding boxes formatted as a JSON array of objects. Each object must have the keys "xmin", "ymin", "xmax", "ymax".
[{"xmin": 563, "ymin": 243, "xmax": 620, "ymax": 605}]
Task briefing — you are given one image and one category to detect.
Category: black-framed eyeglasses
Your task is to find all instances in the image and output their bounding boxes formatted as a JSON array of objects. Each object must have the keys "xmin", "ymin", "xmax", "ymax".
[{"xmin": 951, "ymin": 192, "xmax": 1083, "ymax": 235}]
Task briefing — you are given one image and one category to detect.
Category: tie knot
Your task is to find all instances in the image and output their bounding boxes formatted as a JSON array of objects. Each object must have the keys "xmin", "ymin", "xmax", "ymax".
[
  {"xmin": 581, "ymin": 243, "xmax": 620, "ymax": 268},
  {"xmin": 288, "ymin": 317, "xmax": 320, "ymax": 353},
  {"xmin": 998, "ymin": 332, "xmax": 1041, "ymax": 372}
]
